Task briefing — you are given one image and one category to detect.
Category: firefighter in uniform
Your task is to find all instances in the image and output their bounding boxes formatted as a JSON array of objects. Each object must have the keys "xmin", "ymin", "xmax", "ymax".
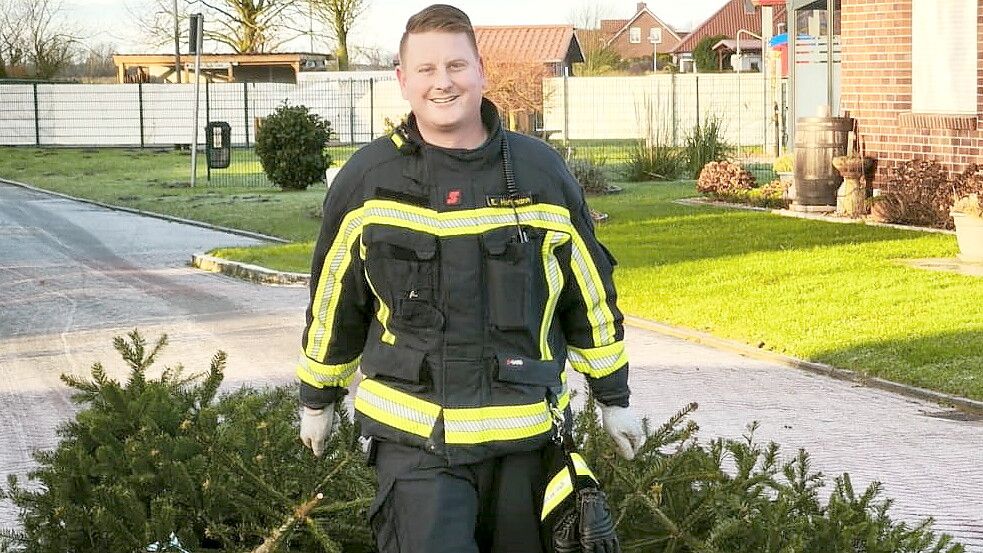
[{"xmin": 298, "ymin": 5, "xmax": 645, "ymax": 552}]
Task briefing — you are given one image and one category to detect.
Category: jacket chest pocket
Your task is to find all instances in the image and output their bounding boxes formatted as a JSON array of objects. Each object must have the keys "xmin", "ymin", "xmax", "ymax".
[
  {"xmin": 481, "ymin": 227, "xmax": 553, "ymax": 357},
  {"xmin": 363, "ymin": 226, "xmax": 444, "ymax": 339}
]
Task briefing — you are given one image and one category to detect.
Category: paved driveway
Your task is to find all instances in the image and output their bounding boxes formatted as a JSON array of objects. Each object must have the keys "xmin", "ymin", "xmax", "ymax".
[{"xmin": 1, "ymin": 182, "xmax": 980, "ymax": 549}]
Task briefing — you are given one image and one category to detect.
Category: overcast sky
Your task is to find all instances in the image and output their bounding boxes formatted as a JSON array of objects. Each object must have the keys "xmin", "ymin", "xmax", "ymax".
[{"xmin": 63, "ymin": 0, "xmax": 730, "ymax": 57}]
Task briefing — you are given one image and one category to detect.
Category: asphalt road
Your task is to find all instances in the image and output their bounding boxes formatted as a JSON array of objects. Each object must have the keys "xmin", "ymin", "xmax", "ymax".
[{"xmin": 1, "ymin": 181, "xmax": 980, "ymax": 549}]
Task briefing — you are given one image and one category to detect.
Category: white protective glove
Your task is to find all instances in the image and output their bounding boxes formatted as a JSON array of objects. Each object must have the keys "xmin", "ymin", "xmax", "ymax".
[
  {"xmin": 300, "ymin": 405, "xmax": 336, "ymax": 457},
  {"xmin": 600, "ymin": 404, "xmax": 646, "ymax": 460}
]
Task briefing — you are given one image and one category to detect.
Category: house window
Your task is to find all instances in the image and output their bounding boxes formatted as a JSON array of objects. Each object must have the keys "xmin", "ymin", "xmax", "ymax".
[
  {"xmin": 649, "ymin": 27, "xmax": 662, "ymax": 44},
  {"xmin": 629, "ymin": 27, "xmax": 641, "ymax": 44},
  {"xmin": 911, "ymin": 0, "xmax": 977, "ymax": 114}
]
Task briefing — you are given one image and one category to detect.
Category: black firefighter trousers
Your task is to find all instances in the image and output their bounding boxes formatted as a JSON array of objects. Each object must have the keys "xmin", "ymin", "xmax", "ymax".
[{"xmin": 369, "ymin": 440, "xmax": 547, "ymax": 553}]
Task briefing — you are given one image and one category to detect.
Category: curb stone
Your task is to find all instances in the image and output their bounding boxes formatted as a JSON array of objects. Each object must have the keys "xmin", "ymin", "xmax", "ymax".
[
  {"xmin": 191, "ymin": 253, "xmax": 309, "ymax": 286},
  {"xmin": 625, "ymin": 315, "xmax": 983, "ymax": 416},
  {"xmin": 0, "ymin": 177, "xmax": 291, "ymax": 244}
]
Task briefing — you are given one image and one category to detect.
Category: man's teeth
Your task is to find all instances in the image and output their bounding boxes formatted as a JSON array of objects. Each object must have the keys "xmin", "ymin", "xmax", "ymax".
[{"xmin": 431, "ymin": 96, "xmax": 458, "ymax": 104}]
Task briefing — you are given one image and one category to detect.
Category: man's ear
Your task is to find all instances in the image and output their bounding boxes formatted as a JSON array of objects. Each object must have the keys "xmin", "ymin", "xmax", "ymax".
[
  {"xmin": 396, "ymin": 65, "xmax": 409, "ymax": 101},
  {"xmin": 478, "ymin": 55, "xmax": 487, "ymax": 90}
]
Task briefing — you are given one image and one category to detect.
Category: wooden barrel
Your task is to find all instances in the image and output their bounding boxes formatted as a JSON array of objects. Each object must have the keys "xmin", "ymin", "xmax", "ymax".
[{"xmin": 793, "ymin": 116, "xmax": 853, "ymax": 206}]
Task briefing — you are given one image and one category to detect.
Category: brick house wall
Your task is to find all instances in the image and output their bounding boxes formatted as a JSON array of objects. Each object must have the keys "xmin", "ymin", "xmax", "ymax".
[
  {"xmin": 607, "ymin": 12, "xmax": 682, "ymax": 59},
  {"xmin": 839, "ymin": 0, "xmax": 983, "ymax": 186}
]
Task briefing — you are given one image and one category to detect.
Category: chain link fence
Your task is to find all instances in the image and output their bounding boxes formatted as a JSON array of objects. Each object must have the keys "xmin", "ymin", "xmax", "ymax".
[{"xmin": 1, "ymin": 72, "xmax": 787, "ymax": 186}]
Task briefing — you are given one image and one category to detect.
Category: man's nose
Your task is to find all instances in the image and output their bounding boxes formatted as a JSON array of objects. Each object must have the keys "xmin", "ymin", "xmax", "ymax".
[{"xmin": 433, "ymin": 67, "xmax": 453, "ymax": 89}]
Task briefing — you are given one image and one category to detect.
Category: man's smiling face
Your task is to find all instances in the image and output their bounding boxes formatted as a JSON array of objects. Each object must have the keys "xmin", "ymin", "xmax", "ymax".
[{"xmin": 397, "ymin": 31, "xmax": 487, "ymax": 148}]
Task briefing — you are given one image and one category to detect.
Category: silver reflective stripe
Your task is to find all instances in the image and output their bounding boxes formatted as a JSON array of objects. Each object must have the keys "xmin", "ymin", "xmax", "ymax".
[
  {"xmin": 445, "ymin": 411, "xmax": 551, "ymax": 434},
  {"xmin": 311, "ymin": 213, "xmax": 364, "ymax": 355},
  {"xmin": 569, "ymin": 243, "xmax": 610, "ymax": 343},
  {"xmin": 299, "ymin": 363, "xmax": 358, "ymax": 386},
  {"xmin": 567, "ymin": 348, "xmax": 623, "ymax": 375},
  {"xmin": 357, "ymin": 384, "xmax": 439, "ymax": 428},
  {"xmin": 362, "ymin": 205, "xmax": 572, "ymax": 234}
]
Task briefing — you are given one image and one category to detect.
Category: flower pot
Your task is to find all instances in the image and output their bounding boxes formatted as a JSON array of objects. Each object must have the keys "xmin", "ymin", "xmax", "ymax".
[
  {"xmin": 951, "ymin": 211, "xmax": 983, "ymax": 262},
  {"xmin": 831, "ymin": 155, "xmax": 864, "ymax": 180}
]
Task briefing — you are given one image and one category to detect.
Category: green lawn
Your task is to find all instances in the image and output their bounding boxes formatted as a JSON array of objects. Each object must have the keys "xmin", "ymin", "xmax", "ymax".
[
  {"xmin": 3, "ymin": 148, "xmax": 981, "ymax": 401},
  {"xmin": 0, "ymin": 147, "xmax": 336, "ymax": 241},
  {"xmin": 213, "ymin": 182, "xmax": 983, "ymax": 401}
]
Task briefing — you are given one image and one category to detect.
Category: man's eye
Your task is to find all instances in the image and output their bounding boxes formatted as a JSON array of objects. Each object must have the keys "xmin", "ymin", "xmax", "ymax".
[{"xmin": 418, "ymin": 66, "xmax": 434, "ymax": 74}]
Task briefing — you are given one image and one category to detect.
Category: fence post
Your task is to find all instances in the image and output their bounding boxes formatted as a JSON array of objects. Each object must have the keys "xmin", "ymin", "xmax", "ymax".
[
  {"xmin": 138, "ymin": 82, "xmax": 145, "ymax": 148},
  {"xmin": 32, "ymin": 83, "xmax": 40, "ymax": 146},
  {"xmin": 243, "ymin": 82, "xmax": 250, "ymax": 147},
  {"xmin": 369, "ymin": 77, "xmax": 374, "ymax": 139},
  {"xmin": 670, "ymin": 73, "xmax": 677, "ymax": 146},
  {"xmin": 562, "ymin": 71, "xmax": 569, "ymax": 145},
  {"xmin": 349, "ymin": 77, "xmax": 355, "ymax": 143},
  {"xmin": 205, "ymin": 80, "xmax": 210, "ymax": 182},
  {"xmin": 695, "ymin": 75, "xmax": 701, "ymax": 129}
]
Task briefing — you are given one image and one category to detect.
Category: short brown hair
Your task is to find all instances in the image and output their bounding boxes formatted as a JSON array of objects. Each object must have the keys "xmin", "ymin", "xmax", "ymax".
[{"xmin": 398, "ymin": 4, "xmax": 479, "ymax": 63}]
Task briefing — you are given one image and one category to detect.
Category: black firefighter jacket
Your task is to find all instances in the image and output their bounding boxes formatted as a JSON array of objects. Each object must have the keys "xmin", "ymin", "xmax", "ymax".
[{"xmin": 298, "ymin": 99, "xmax": 630, "ymax": 465}]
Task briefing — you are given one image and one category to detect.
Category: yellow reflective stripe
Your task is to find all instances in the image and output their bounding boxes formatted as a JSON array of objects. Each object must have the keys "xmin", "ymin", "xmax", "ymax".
[
  {"xmin": 570, "ymin": 453, "xmax": 596, "ymax": 480},
  {"xmin": 306, "ymin": 207, "xmax": 365, "ymax": 360},
  {"xmin": 362, "ymin": 199, "xmax": 573, "ymax": 237},
  {"xmin": 541, "ymin": 467, "xmax": 573, "ymax": 520},
  {"xmin": 354, "ymin": 379, "xmax": 441, "ymax": 438},
  {"xmin": 540, "ymin": 453, "xmax": 598, "ymax": 520},
  {"xmin": 296, "ymin": 352, "xmax": 360, "ymax": 388},
  {"xmin": 568, "ymin": 230, "xmax": 616, "ymax": 346},
  {"xmin": 362, "ymin": 268, "xmax": 396, "ymax": 345},
  {"xmin": 558, "ymin": 370, "xmax": 570, "ymax": 411},
  {"xmin": 539, "ymin": 231, "xmax": 570, "ymax": 361},
  {"xmin": 444, "ymin": 401, "xmax": 553, "ymax": 444},
  {"xmin": 568, "ymin": 341, "xmax": 628, "ymax": 378}
]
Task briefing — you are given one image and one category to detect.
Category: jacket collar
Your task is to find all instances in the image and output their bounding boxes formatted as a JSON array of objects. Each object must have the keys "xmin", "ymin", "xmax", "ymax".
[{"xmin": 400, "ymin": 98, "xmax": 504, "ymax": 186}]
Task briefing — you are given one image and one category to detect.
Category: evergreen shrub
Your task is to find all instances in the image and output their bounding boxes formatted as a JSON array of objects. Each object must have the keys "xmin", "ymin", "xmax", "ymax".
[
  {"xmin": 0, "ymin": 335, "xmax": 964, "ymax": 553},
  {"xmin": 0, "ymin": 332, "xmax": 374, "ymax": 553},
  {"xmin": 255, "ymin": 103, "xmax": 333, "ymax": 191}
]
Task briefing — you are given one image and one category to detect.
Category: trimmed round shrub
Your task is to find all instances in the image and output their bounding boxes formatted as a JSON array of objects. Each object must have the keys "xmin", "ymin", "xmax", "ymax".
[{"xmin": 255, "ymin": 103, "xmax": 333, "ymax": 191}]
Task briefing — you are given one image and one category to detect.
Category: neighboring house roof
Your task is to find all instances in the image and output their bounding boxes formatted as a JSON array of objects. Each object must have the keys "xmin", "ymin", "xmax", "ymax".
[
  {"xmin": 711, "ymin": 38, "xmax": 764, "ymax": 51},
  {"xmin": 474, "ymin": 25, "xmax": 584, "ymax": 64},
  {"xmin": 603, "ymin": 6, "xmax": 683, "ymax": 47},
  {"xmin": 599, "ymin": 19, "xmax": 629, "ymax": 36},
  {"xmin": 670, "ymin": 0, "xmax": 786, "ymax": 54}
]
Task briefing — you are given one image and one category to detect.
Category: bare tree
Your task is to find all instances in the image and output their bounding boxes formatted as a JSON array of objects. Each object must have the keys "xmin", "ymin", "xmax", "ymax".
[
  {"xmin": 569, "ymin": 2, "xmax": 620, "ymax": 76},
  {"xmin": 132, "ymin": 0, "xmax": 301, "ymax": 55},
  {"xmin": 0, "ymin": 0, "xmax": 30, "ymax": 77},
  {"xmin": 310, "ymin": 0, "xmax": 367, "ymax": 71},
  {"xmin": 482, "ymin": 59, "xmax": 552, "ymax": 133},
  {"xmin": 351, "ymin": 44, "xmax": 393, "ymax": 69},
  {"xmin": 0, "ymin": 0, "xmax": 80, "ymax": 79},
  {"xmin": 198, "ymin": 0, "xmax": 301, "ymax": 53}
]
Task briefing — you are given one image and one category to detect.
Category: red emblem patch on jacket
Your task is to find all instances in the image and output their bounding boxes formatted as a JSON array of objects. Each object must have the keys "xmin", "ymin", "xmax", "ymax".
[{"xmin": 445, "ymin": 189, "xmax": 462, "ymax": 206}]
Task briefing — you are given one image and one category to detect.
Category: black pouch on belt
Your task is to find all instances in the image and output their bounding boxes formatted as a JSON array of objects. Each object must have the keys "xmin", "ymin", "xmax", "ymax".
[{"xmin": 541, "ymin": 397, "xmax": 620, "ymax": 553}]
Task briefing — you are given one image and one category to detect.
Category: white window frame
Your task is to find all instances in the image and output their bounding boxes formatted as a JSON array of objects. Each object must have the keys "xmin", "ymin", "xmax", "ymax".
[
  {"xmin": 911, "ymin": 0, "xmax": 977, "ymax": 114},
  {"xmin": 649, "ymin": 27, "xmax": 662, "ymax": 44},
  {"xmin": 629, "ymin": 27, "xmax": 641, "ymax": 44}
]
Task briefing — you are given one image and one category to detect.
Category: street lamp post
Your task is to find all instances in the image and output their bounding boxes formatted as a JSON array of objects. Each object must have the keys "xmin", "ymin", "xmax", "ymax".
[
  {"xmin": 650, "ymin": 27, "xmax": 662, "ymax": 72},
  {"xmin": 189, "ymin": 13, "xmax": 204, "ymax": 188}
]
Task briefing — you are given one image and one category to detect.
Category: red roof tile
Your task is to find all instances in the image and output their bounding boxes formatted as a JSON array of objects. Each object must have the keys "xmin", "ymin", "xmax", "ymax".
[
  {"xmin": 475, "ymin": 25, "xmax": 581, "ymax": 64},
  {"xmin": 670, "ymin": 0, "xmax": 786, "ymax": 54},
  {"xmin": 599, "ymin": 19, "xmax": 629, "ymax": 35}
]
